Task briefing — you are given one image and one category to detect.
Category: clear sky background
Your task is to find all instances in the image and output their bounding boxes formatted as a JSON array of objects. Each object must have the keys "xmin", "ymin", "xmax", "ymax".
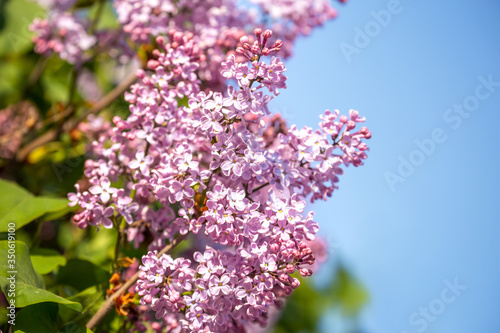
[{"xmin": 269, "ymin": 0, "xmax": 500, "ymax": 332}]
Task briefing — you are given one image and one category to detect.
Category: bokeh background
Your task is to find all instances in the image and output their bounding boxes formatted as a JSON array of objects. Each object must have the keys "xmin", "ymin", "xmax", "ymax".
[
  {"xmin": 1, "ymin": 0, "xmax": 499, "ymax": 332},
  {"xmin": 271, "ymin": 0, "xmax": 500, "ymax": 332}
]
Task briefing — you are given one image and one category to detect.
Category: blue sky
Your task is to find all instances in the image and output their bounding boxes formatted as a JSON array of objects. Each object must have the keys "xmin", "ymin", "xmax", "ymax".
[{"xmin": 270, "ymin": 0, "xmax": 500, "ymax": 332}]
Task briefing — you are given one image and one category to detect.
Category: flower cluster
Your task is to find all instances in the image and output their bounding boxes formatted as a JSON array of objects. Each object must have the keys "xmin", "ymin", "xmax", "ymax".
[
  {"xmin": 30, "ymin": 0, "xmax": 97, "ymax": 64},
  {"xmin": 136, "ymin": 240, "xmax": 314, "ymax": 332},
  {"xmin": 69, "ymin": 27, "xmax": 370, "ymax": 331},
  {"xmin": 30, "ymin": 0, "xmax": 346, "ymax": 89},
  {"xmin": 250, "ymin": 0, "xmax": 340, "ymax": 57},
  {"xmin": 113, "ymin": 0, "xmax": 346, "ymax": 88}
]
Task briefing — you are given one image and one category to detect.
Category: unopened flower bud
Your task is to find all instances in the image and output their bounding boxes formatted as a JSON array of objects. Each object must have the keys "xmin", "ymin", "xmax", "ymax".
[
  {"xmin": 358, "ymin": 143, "xmax": 368, "ymax": 151},
  {"xmin": 240, "ymin": 36, "xmax": 249, "ymax": 44},
  {"xmin": 293, "ymin": 250, "xmax": 301, "ymax": 259},
  {"xmin": 147, "ymin": 60, "xmax": 160, "ymax": 70},
  {"xmin": 291, "ymin": 278, "xmax": 301, "ymax": 288},
  {"xmin": 270, "ymin": 243, "xmax": 280, "ymax": 252},
  {"xmin": 251, "ymin": 45, "xmax": 260, "ymax": 54},
  {"xmin": 173, "ymin": 31, "xmax": 184, "ymax": 41},
  {"xmin": 299, "ymin": 268, "xmax": 312, "ymax": 277},
  {"xmin": 346, "ymin": 120, "xmax": 356, "ymax": 131},
  {"xmin": 360, "ymin": 127, "xmax": 372, "ymax": 139},
  {"xmin": 135, "ymin": 69, "xmax": 145, "ymax": 78},
  {"xmin": 142, "ymin": 294, "xmax": 153, "ymax": 304},
  {"xmin": 155, "ymin": 36, "xmax": 164, "ymax": 45}
]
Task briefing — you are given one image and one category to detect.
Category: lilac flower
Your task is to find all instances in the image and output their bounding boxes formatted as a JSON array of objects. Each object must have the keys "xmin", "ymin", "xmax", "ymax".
[
  {"xmin": 259, "ymin": 254, "xmax": 277, "ymax": 272},
  {"xmin": 136, "ymin": 121, "xmax": 159, "ymax": 145},
  {"xmin": 220, "ymin": 54, "xmax": 236, "ymax": 79},
  {"xmin": 209, "ymin": 274, "xmax": 232, "ymax": 296},
  {"xmin": 89, "ymin": 178, "xmax": 116, "ymax": 203},
  {"xmin": 129, "ymin": 150, "xmax": 154, "ymax": 175},
  {"xmin": 220, "ymin": 150, "xmax": 245, "ymax": 177},
  {"xmin": 185, "ymin": 306, "xmax": 208, "ymax": 329},
  {"xmin": 68, "ymin": 184, "xmax": 81, "ymax": 207},
  {"xmin": 169, "ymin": 178, "xmax": 195, "ymax": 202},
  {"xmin": 226, "ymin": 85, "xmax": 248, "ymax": 110},
  {"xmin": 183, "ymin": 290, "xmax": 206, "ymax": 308},
  {"xmin": 302, "ymin": 218, "xmax": 319, "ymax": 240},
  {"xmin": 235, "ymin": 281, "xmax": 256, "ymax": 301},
  {"xmin": 271, "ymin": 199, "xmax": 288, "ymax": 220},
  {"xmin": 174, "ymin": 153, "xmax": 198, "ymax": 173},
  {"xmin": 204, "ymin": 92, "xmax": 231, "ymax": 113},
  {"xmin": 115, "ymin": 193, "xmax": 139, "ymax": 224},
  {"xmin": 254, "ymin": 273, "xmax": 273, "ymax": 291},
  {"xmin": 200, "ymin": 109, "xmax": 224, "ymax": 134},
  {"xmin": 30, "ymin": 12, "xmax": 96, "ymax": 64},
  {"xmin": 227, "ymin": 189, "xmax": 246, "ymax": 212},
  {"xmin": 68, "ymin": 26, "xmax": 371, "ymax": 331},
  {"xmin": 273, "ymin": 161, "xmax": 299, "ymax": 187},
  {"xmin": 93, "ymin": 206, "xmax": 114, "ymax": 229},
  {"xmin": 273, "ymin": 219, "xmax": 294, "ymax": 241},
  {"xmin": 197, "ymin": 261, "xmax": 217, "ymax": 280}
]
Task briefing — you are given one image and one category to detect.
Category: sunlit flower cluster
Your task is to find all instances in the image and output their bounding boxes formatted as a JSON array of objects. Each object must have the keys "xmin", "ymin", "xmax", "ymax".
[{"xmin": 68, "ymin": 27, "xmax": 370, "ymax": 331}]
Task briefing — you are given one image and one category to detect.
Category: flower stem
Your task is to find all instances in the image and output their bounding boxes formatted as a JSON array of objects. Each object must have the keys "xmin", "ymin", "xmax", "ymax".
[
  {"xmin": 251, "ymin": 182, "xmax": 270, "ymax": 194},
  {"xmin": 113, "ymin": 218, "xmax": 125, "ymax": 272}
]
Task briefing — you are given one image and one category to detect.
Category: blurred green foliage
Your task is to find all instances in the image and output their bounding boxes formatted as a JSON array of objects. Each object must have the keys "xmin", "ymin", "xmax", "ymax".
[
  {"xmin": 274, "ymin": 264, "xmax": 368, "ymax": 333},
  {"xmin": 0, "ymin": 179, "xmax": 69, "ymax": 232}
]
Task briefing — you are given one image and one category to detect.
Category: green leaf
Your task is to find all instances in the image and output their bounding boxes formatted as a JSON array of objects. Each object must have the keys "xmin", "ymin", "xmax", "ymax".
[
  {"xmin": 3, "ymin": 282, "xmax": 83, "ymax": 311},
  {"xmin": 41, "ymin": 71, "xmax": 71, "ymax": 103},
  {"xmin": 57, "ymin": 259, "xmax": 110, "ymax": 292},
  {"xmin": 59, "ymin": 285, "xmax": 106, "ymax": 326},
  {"xmin": 89, "ymin": 1, "xmax": 119, "ymax": 30},
  {"xmin": 0, "ymin": 241, "xmax": 82, "ymax": 312},
  {"xmin": 0, "ymin": 240, "xmax": 44, "ymax": 288},
  {"xmin": 73, "ymin": 227, "xmax": 115, "ymax": 265},
  {"xmin": 40, "ymin": 204, "xmax": 78, "ymax": 223},
  {"xmin": 0, "ymin": 0, "xmax": 44, "ymax": 56},
  {"xmin": 0, "ymin": 305, "xmax": 8, "ymax": 327},
  {"xmin": 13, "ymin": 302, "xmax": 59, "ymax": 333},
  {"xmin": 0, "ymin": 59, "xmax": 29, "ymax": 108},
  {"xmin": 30, "ymin": 248, "xmax": 67, "ymax": 275},
  {"xmin": 0, "ymin": 179, "xmax": 69, "ymax": 232},
  {"xmin": 59, "ymin": 323, "xmax": 94, "ymax": 333},
  {"xmin": 178, "ymin": 96, "xmax": 189, "ymax": 107}
]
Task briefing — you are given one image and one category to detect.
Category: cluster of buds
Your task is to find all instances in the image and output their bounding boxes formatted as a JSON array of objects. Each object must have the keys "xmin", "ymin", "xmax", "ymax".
[{"xmin": 236, "ymin": 28, "xmax": 283, "ymax": 61}]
